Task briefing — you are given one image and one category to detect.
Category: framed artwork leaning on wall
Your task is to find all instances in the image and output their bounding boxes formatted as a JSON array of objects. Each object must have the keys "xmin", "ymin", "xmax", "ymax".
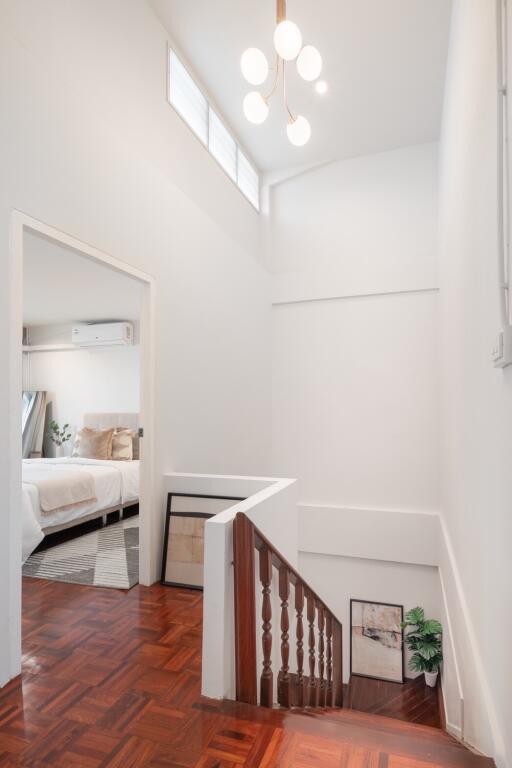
[
  {"xmin": 350, "ymin": 599, "xmax": 404, "ymax": 683},
  {"xmin": 161, "ymin": 492, "xmax": 245, "ymax": 589}
]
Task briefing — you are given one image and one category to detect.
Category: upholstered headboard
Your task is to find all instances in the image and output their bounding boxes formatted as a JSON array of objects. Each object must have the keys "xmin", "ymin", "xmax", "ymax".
[
  {"xmin": 83, "ymin": 413, "xmax": 140, "ymax": 459},
  {"xmin": 83, "ymin": 413, "xmax": 139, "ymax": 432}
]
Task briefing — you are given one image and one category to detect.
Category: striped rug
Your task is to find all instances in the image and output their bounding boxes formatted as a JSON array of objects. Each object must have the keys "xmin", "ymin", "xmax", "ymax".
[{"xmin": 23, "ymin": 517, "xmax": 139, "ymax": 589}]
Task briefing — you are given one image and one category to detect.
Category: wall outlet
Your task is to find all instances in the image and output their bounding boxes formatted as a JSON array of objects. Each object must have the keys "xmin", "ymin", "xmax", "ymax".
[{"xmin": 492, "ymin": 326, "xmax": 512, "ymax": 367}]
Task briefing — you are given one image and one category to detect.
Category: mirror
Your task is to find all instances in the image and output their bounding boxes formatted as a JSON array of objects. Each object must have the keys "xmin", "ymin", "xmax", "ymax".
[{"xmin": 22, "ymin": 391, "xmax": 47, "ymax": 459}]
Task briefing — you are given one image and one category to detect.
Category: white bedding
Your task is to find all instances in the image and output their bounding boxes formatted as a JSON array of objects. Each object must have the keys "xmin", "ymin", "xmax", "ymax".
[{"xmin": 22, "ymin": 458, "xmax": 139, "ymax": 563}]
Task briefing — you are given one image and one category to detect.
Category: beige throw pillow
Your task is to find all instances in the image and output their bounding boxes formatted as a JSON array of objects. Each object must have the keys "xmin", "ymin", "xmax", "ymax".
[
  {"xmin": 118, "ymin": 426, "xmax": 139, "ymax": 459},
  {"xmin": 72, "ymin": 427, "xmax": 114, "ymax": 460},
  {"xmin": 112, "ymin": 429, "xmax": 134, "ymax": 461}
]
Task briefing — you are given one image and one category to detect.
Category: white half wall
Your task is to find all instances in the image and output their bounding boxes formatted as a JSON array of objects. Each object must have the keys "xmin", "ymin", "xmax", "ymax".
[
  {"xmin": 299, "ymin": 505, "xmax": 440, "ymax": 567},
  {"xmin": 164, "ymin": 473, "xmax": 298, "ymax": 702}
]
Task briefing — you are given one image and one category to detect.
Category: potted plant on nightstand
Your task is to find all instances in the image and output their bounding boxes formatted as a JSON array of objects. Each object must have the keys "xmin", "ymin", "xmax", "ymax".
[
  {"xmin": 401, "ymin": 607, "xmax": 443, "ymax": 687},
  {"xmin": 47, "ymin": 420, "xmax": 72, "ymax": 457}
]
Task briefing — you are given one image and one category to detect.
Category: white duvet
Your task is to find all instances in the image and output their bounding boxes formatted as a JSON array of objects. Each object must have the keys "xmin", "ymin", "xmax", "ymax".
[{"xmin": 22, "ymin": 458, "xmax": 139, "ymax": 563}]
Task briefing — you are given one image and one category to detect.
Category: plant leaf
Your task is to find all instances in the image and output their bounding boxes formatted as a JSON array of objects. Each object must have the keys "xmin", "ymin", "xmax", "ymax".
[
  {"xmin": 409, "ymin": 653, "xmax": 428, "ymax": 672},
  {"xmin": 404, "ymin": 607, "xmax": 424, "ymax": 626},
  {"xmin": 416, "ymin": 640, "xmax": 441, "ymax": 659},
  {"xmin": 422, "ymin": 619, "xmax": 442, "ymax": 636}
]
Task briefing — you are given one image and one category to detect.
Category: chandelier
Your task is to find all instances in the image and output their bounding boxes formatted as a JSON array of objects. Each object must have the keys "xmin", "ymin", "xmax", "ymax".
[{"xmin": 240, "ymin": 0, "xmax": 326, "ymax": 146}]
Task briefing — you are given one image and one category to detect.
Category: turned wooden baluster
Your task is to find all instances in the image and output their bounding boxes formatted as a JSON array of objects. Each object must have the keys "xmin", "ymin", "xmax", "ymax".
[
  {"xmin": 278, "ymin": 566, "xmax": 291, "ymax": 707},
  {"xmin": 318, "ymin": 605, "xmax": 326, "ymax": 707},
  {"xmin": 326, "ymin": 612, "xmax": 333, "ymax": 706},
  {"xmin": 295, "ymin": 582, "xmax": 305, "ymax": 707},
  {"xmin": 307, "ymin": 591, "xmax": 316, "ymax": 707},
  {"xmin": 333, "ymin": 620, "xmax": 344, "ymax": 707},
  {"xmin": 259, "ymin": 546, "xmax": 273, "ymax": 707}
]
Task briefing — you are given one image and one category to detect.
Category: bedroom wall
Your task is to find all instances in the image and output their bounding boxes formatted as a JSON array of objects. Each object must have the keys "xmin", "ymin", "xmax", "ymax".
[
  {"xmin": 24, "ymin": 327, "xmax": 140, "ymax": 456},
  {"xmin": 0, "ymin": 0, "xmax": 271, "ymax": 687},
  {"xmin": 436, "ymin": 0, "xmax": 511, "ymax": 763}
]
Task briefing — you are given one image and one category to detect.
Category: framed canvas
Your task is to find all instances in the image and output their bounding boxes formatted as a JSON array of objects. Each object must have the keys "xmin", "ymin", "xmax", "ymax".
[
  {"xmin": 161, "ymin": 493, "xmax": 245, "ymax": 589},
  {"xmin": 350, "ymin": 599, "xmax": 404, "ymax": 683}
]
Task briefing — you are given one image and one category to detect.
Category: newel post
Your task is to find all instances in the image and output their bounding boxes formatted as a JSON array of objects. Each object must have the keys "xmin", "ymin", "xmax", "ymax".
[{"xmin": 233, "ymin": 513, "xmax": 257, "ymax": 704}]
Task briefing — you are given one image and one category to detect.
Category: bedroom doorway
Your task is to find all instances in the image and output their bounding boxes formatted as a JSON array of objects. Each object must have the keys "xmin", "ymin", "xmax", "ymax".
[{"xmin": 11, "ymin": 213, "xmax": 156, "ymax": 608}]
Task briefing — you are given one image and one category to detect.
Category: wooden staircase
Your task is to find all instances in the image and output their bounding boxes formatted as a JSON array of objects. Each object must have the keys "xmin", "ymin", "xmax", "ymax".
[{"xmin": 231, "ymin": 512, "xmax": 495, "ymax": 768}]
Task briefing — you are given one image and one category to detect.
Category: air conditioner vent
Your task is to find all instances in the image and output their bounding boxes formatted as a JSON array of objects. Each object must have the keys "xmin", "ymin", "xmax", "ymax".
[{"xmin": 71, "ymin": 322, "xmax": 134, "ymax": 347}]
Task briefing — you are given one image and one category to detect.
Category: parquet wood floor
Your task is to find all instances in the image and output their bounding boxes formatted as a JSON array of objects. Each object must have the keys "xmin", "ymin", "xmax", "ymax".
[{"xmin": 0, "ymin": 578, "xmax": 494, "ymax": 767}]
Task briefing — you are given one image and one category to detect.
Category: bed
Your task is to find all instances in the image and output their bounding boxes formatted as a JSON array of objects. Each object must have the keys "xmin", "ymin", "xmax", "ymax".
[{"xmin": 21, "ymin": 413, "xmax": 140, "ymax": 562}]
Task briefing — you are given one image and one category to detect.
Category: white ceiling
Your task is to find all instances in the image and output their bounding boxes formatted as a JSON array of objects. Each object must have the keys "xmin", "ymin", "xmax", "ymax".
[
  {"xmin": 23, "ymin": 231, "xmax": 143, "ymax": 326},
  {"xmin": 149, "ymin": 0, "xmax": 452, "ymax": 172}
]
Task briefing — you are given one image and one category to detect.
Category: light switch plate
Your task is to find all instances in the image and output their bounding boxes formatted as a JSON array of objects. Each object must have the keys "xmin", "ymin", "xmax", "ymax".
[{"xmin": 493, "ymin": 326, "xmax": 512, "ymax": 367}]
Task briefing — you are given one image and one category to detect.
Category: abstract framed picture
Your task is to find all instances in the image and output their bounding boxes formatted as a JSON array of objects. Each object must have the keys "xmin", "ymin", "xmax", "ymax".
[
  {"xmin": 350, "ymin": 599, "xmax": 404, "ymax": 683},
  {"xmin": 161, "ymin": 493, "xmax": 245, "ymax": 590}
]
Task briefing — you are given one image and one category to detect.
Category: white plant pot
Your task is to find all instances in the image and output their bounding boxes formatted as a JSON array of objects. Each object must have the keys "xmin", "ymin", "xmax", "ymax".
[{"xmin": 425, "ymin": 670, "xmax": 438, "ymax": 687}]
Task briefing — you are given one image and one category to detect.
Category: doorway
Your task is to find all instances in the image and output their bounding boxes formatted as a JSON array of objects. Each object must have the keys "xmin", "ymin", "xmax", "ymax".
[{"xmin": 9, "ymin": 211, "xmax": 156, "ymax": 674}]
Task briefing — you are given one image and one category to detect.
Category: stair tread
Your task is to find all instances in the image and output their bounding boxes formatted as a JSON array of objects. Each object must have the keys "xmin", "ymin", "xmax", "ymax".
[
  {"xmin": 309, "ymin": 705, "xmax": 457, "ymax": 740},
  {"xmin": 211, "ymin": 699, "xmax": 495, "ymax": 768}
]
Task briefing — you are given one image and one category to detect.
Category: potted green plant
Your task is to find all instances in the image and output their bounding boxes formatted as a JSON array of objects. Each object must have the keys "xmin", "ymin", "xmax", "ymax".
[
  {"xmin": 47, "ymin": 420, "xmax": 72, "ymax": 457},
  {"xmin": 401, "ymin": 606, "xmax": 443, "ymax": 687}
]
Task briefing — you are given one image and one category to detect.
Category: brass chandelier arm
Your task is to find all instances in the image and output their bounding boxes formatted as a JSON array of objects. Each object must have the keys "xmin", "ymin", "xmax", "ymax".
[
  {"xmin": 264, "ymin": 55, "xmax": 281, "ymax": 101},
  {"xmin": 264, "ymin": 56, "xmax": 296, "ymax": 121},
  {"xmin": 282, "ymin": 60, "xmax": 295, "ymax": 122}
]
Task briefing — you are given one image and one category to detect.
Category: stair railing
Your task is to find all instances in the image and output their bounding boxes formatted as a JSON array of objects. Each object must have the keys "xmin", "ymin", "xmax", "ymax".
[{"xmin": 233, "ymin": 512, "xmax": 343, "ymax": 709}]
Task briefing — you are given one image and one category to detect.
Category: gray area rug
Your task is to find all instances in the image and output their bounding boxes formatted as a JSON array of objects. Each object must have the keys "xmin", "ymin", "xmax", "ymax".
[{"xmin": 23, "ymin": 517, "xmax": 139, "ymax": 589}]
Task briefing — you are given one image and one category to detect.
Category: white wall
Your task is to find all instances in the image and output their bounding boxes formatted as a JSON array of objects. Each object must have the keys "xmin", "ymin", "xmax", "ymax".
[
  {"xmin": 272, "ymin": 293, "xmax": 439, "ymax": 510},
  {"xmin": 268, "ymin": 143, "xmax": 458, "ymax": 727},
  {"xmin": 298, "ymin": 504, "xmax": 463, "ymax": 735},
  {"xmin": 269, "ymin": 142, "xmax": 438, "ymax": 291},
  {"xmin": 437, "ymin": 1, "xmax": 512, "ymax": 763},
  {"xmin": 299, "ymin": 552, "xmax": 442, "ymax": 685},
  {"xmin": 270, "ymin": 144, "xmax": 440, "ymax": 514},
  {"xmin": 0, "ymin": 0, "xmax": 271, "ymax": 687},
  {"xmin": 25, "ymin": 334, "xmax": 140, "ymax": 456}
]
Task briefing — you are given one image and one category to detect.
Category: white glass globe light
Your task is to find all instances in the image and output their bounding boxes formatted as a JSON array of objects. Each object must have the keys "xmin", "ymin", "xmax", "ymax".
[
  {"xmin": 287, "ymin": 115, "xmax": 311, "ymax": 146},
  {"xmin": 243, "ymin": 91, "xmax": 269, "ymax": 124},
  {"xmin": 296, "ymin": 45, "xmax": 322, "ymax": 81},
  {"xmin": 315, "ymin": 80, "xmax": 328, "ymax": 95},
  {"xmin": 274, "ymin": 20, "xmax": 302, "ymax": 61},
  {"xmin": 240, "ymin": 48, "xmax": 269, "ymax": 85}
]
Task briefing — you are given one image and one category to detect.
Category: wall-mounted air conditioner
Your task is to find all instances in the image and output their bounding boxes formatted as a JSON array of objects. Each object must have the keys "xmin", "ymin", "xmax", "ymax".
[{"xmin": 71, "ymin": 322, "xmax": 133, "ymax": 347}]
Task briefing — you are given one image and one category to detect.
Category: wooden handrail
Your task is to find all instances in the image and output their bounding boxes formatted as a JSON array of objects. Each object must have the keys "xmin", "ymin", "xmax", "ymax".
[{"xmin": 233, "ymin": 512, "xmax": 343, "ymax": 710}]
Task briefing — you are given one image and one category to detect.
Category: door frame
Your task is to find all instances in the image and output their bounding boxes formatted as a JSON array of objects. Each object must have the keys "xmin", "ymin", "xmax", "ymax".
[{"xmin": 9, "ymin": 210, "xmax": 156, "ymax": 670}]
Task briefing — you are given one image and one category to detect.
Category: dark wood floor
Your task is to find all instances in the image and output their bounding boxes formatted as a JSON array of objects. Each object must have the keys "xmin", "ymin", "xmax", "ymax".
[
  {"xmin": 344, "ymin": 675, "xmax": 442, "ymax": 728},
  {"xmin": 0, "ymin": 578, "xmax": 493, "ymax": 767}
]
